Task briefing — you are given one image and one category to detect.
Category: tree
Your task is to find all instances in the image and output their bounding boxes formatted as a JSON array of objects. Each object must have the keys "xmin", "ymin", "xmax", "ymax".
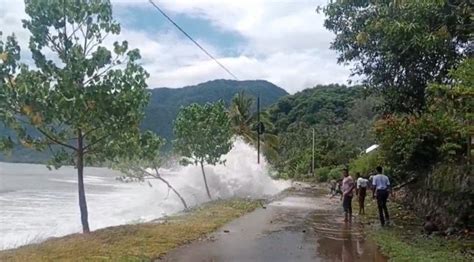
[
  {"xmin": 229, "ymin": 91, "xmax": 279, "ymax": 162},
  {"xmin": 323, "ymin": 0, "xmax": 472, "ymax": 113},
  {"xmin": 173, "ymin": 101, "xmax": 233, "ymax": 200},
  {"xmin": 112, "ymin": 131, "xmax": 188, "ymax": 209},
  {"xmin": 0, "ymin": 1, "xmax": 149, "ymax": 233}
]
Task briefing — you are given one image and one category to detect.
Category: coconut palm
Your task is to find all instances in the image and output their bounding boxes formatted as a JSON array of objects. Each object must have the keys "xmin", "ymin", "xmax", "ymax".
[{"xmin": 229, "ymin": 92, "xmax": 279, "ymax": 162}]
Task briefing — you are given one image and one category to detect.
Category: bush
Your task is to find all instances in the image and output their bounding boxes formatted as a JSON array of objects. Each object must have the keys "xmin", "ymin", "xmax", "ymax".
[
  {"xmin": 374, "ymin": 114, "xmax": 466, "ymax": 182},
  {"xmin": 315, "ymin": 166, "xmax": 331, "ymax": 182},
  {"xmin": 328, "ymin": 165, "xmax": 345, "ymax": 181},
  {"xmin": 350, "ymin": 151, "xmax": 381, "ymax": 177}
]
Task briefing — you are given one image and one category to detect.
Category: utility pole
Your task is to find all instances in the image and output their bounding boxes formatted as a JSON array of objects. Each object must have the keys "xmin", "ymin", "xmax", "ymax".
[
  {"xmin": 257, "ymin": 96, "xmax": 260, "ymax": 164},
  {"xmin": 312, "ymin": 128, "xmax": 315, "ymax": 176}
]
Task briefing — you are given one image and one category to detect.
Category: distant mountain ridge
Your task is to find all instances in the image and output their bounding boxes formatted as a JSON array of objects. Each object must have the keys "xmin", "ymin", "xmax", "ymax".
[
  {"xmin": 0, "ymin": 79, "xmax": 288, "ymax": 163},
  {"xmin": 143, "ymin": 79, "xmax": 288, "ymax": 142}
]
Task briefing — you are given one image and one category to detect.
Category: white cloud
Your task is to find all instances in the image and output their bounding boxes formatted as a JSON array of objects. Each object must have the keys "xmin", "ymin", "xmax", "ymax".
[{"xmin": 0, "ymin": 0, "xmax": 353, "ymax": 93}]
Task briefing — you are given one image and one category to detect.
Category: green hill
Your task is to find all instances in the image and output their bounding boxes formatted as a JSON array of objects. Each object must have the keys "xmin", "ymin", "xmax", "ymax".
[
  {"xmin": 0, "ymin": 79, "xmax": 287, "ymax": 163},
  {"xmin": 267, "ymin": 84, "xmax": 380, "ymax": 178},
  {"xmin": 142, "ymin": 79, "xmax": 288, "ymax": 142}
]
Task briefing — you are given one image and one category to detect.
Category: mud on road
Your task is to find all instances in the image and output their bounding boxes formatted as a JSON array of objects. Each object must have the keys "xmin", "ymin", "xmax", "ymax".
[{"xmin": 161, "ymin": 183, "xmax": 387, "ymax": 262}]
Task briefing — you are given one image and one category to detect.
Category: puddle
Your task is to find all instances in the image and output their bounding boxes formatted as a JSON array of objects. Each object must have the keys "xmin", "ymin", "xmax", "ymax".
[{"xmin": 309, "ymin": 211, "xmax": 388, "ymax": 261}]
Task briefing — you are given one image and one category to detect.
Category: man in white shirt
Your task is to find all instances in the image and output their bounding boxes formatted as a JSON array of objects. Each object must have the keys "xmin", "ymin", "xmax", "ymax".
[
  {"xmin": 355, "ymin": 173, "xmax": 369, "ymax": 215},
  {"xmin": 372, "ymin": 166, "xmax": 391, "ymax": 226}
]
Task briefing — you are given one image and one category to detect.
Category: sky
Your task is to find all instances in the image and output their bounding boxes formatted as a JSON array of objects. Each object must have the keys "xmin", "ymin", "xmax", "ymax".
[{"xmin": 0, "ymin": 0, "xmax": 353, "ymax": 93}]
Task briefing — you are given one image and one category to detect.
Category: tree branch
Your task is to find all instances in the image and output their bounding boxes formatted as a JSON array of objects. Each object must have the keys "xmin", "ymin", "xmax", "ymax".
[
  {"xmin": 45, "ymin": 34, "xmax": 64, "ymax": 57},
  {"xmin": 85, "ymin": 33, "xmax": 109, "ymax": 56},
  {"xmin": 69, "ymin": 19, "xmax": 86, "ymax": 43},
  {"xmin": 83, "ymin": 134, "xmax": 109, "ymax": 153},
  {"xmin": 82, "ymin": 22, "xmax": 89, "ymax": 56},
  {"xmin": 83, "ymin": 55, "xmax": 122, "ymax": 85},
  {"xmin": 83, "ymin": 127, "xmax": 100, "ymax": 138},
  {"xmin": 137, "ymin": 167, "xmax": 188, "ymax": 209},
  {"xmin": 37, "ymin": 127, "xmax": 77, "ymax": 151}
]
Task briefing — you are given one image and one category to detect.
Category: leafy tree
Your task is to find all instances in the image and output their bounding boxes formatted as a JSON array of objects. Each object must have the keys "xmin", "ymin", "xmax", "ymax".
[
  {"xmin": 112, "ymin": 132, "xmax": 188, "ymax": 209},
  {"xmin": 323, "ymin": 0, "xmax": 472, "ymax": 113},
  {"xmin": 229, "ymin": 91, "xmax": 278, "ymax": 162},
  {"xmin": 374, "ymin": 59, "xmax": 473, "ymax": 181},
  {"xmin": 427, "ymin": 58, "xmax": 474, "ymax": 133},
  {"xmin": 0, "ymin": 1, "xmax": 149, "ymax": 233},
  {"xmin": 173, "ymin": 101, "xmax": 232, "ymax": 199}
]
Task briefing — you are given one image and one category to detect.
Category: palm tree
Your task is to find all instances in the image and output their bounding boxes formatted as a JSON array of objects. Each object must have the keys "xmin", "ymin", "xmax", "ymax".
[{"xmin": 229, "ymin": 92, "xmax": 279, "ymax": 162}]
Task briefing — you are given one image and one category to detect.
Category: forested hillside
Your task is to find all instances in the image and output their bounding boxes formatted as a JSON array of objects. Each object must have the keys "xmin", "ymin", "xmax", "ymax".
[
  {"xmin": 142, "ymin": 79, "xmax": 287, "ymax": 142},
  {"xmin": 0, "ymin": 79, "xmax": 287, "ymax": 163},
  {"xmin": 267, "ymin": 84, "xmax": 380, "ymax": 179}
]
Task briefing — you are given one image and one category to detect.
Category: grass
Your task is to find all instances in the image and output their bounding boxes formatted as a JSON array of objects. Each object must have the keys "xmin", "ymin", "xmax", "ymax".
[
  {"xmin": 0, "ymin": 199, "xmax": 262, "ymax": 262},
  {"xmin": 356, "ymin": 197, "xmax": 473, "ymax": 262}
]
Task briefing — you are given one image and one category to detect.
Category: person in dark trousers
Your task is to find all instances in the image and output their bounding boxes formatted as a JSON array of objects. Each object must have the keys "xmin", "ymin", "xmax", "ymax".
[
  {"xmin": 355, "ymin": 172, "xmax": 369, "ymax": 215},
  {"xmin": 341, "ymin": 168, "xmax": 355, "ymax": 223},
  {"xmin": 372, "ymin": 166, "xmax": 391, "ymax": 226}
]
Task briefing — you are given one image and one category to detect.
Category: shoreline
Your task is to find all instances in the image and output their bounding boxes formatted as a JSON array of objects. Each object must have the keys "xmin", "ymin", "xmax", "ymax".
[{"xmin": 0, "ymin": 198, "xmax": 263, "ymax": 261}]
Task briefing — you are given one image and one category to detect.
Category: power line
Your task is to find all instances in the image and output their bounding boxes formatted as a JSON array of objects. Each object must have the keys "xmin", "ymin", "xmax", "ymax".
[{"xmin": 148, "ymin": 0, "xmax": 239, "ymax": 80}]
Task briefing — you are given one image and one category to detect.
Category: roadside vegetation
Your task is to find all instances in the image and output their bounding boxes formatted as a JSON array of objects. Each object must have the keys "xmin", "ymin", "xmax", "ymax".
[
  {"xmin": 321, "ymin": 0, "xmax": 473, "ymax": 259},
  {"xmin": 356, "ymin": 200, "xmax": 473, "ymax": 262},
  {"xmin": 0, "ymin": 199, "xmax": 261, "ymax": 261}
]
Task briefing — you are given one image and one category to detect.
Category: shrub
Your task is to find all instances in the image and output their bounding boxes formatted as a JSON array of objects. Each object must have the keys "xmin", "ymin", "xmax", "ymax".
[
  {"xmin": 328, "ymin": 165, "xmax": 345, "ymax": 181},
  {"xmin": 315, "ymin": 166, "xmax": 331, "ymax": 182},
  {"xmin": 374, "ymin": 113, "xmax": 466, "ymax": 182},
  {"xmin": 350, "ymin": 151, "xmax": 381, "ymax": 177}
]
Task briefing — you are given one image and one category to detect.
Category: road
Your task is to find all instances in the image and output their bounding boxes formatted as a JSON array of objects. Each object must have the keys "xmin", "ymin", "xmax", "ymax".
[{"xmin": 160, "ymin": 183, "xmax": 387, "ymax": 262}]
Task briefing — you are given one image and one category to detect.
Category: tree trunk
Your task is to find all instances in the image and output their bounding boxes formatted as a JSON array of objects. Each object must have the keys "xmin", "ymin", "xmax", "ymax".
[
  {"xmin": 156, "ymin": 176, "xmax": 188, "ymax": 209},
  {"xmin": 200, "ymin": 161, "xmax": 212, "ymax": 200},
  {"xmin": 77, "ymin": 129, "xmax": 90, "ymax": 233}
]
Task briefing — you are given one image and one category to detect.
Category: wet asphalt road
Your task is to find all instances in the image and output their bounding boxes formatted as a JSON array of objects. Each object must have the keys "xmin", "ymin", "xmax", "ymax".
[{"xmin": 160, "ymin": 183, "xmax": 387, "ymax": 262}]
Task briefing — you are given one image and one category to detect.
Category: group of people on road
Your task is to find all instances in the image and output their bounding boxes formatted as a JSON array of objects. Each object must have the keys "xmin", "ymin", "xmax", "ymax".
[{"xmin": 330, "ymin": 166, "xmax": 391, "ymax": 226}]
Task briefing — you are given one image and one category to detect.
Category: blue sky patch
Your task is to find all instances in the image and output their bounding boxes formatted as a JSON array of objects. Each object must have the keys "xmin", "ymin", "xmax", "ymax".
[{"xmin": 114, "ymin": 5, "xmax": 246, "ymax": 56}]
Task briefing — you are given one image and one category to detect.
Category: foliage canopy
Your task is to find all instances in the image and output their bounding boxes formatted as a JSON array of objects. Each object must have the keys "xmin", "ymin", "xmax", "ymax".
[
  {"xmin": 173, "ymin": 101, "xmax": 233, "ymax": 199},
  {"xmin": 323, "ymin": 0, "xmax": 472, "ymax": 113}
]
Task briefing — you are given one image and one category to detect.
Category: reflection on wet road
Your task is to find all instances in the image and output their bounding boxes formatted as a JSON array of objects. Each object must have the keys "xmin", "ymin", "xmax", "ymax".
[{"xmin": 161, "ymin": 183, "xmax": 387, "ymax": 262}]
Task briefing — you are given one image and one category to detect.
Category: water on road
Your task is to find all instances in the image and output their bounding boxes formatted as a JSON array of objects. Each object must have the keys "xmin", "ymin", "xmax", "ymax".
[{"xmin": 162, "ymin": 183, "xmax": 387, "ymax": 262}]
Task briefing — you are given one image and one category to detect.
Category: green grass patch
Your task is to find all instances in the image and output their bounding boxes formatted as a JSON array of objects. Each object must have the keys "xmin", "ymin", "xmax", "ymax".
[
  {"xmin": 0, "ymin": 199, "xmax": 262, "ymax": 262},
  {"xmin": 372, "ymin": 229, "xmax": 471, "ymax": 262},
  {"xmin": 356, "ymin": 198, "xmax": 473, "ymax": 262}
]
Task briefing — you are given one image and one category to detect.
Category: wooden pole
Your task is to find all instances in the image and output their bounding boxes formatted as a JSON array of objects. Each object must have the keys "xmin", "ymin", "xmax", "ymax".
[
  {"xmin": 257, "ymin": 96, "xmax": 260, "ymax": 164},
  {"xmin": 312, "ymin": 128, "xmax": 315, "ymax": 176}
]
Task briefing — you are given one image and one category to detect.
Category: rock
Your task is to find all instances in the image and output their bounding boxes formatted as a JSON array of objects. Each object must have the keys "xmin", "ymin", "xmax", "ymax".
[
  {"xmin": 445, "ymin": 227, "xmax": 458, "ymax": 236},
  {"xmin": 423, "ymin": 216, "xmax": 439, "ymax": 235},
  {"xmin": 223, "ymin": 230, "xmax": 230, "ymax": 233}
]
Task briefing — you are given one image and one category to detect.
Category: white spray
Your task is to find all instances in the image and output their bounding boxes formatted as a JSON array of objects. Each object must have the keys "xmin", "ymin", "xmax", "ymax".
[{"xmin": 0, "ymin": 138, "xmax": 290, "ymax": 249}]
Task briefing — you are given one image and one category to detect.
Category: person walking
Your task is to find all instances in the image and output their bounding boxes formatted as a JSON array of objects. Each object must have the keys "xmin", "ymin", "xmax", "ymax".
[
  {"xmin": 372, "ymin": 166, "xmax": 390, "ymax": 226},
  {"xmin": 341, "ymin": 168, "xmax": 355, "ymax": 223},
  {"xmin": 355, "ymin": 173, "xmax": 369, "ymax": 215}
]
